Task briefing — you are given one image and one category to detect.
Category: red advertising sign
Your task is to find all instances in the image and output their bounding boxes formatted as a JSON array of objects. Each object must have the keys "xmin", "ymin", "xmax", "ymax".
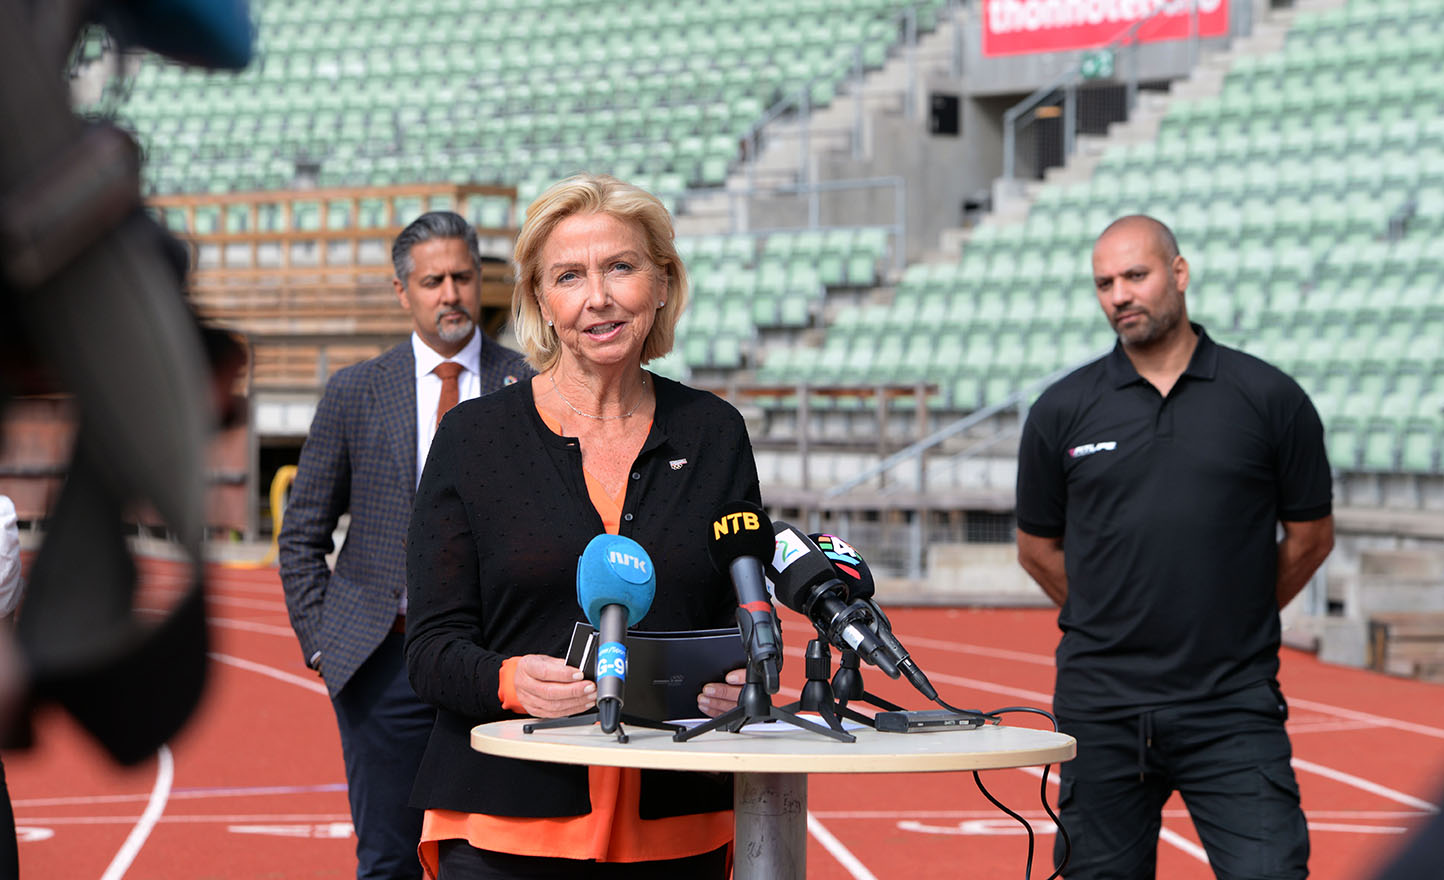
[{"xmin": 982, "ymin": 0, "xmax": 1230, "ymax": 57}]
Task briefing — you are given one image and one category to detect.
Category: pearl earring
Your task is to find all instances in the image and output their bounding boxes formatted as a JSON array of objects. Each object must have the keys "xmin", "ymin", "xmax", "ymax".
[{"xmin": 546, "ymin": 320, "xmax": 553, "ymax": 327}]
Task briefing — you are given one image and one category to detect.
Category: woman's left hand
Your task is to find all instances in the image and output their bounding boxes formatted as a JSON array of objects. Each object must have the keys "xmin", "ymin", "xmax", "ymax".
[{"xmin": 696, "ymin": 667, "xmax": 748, "ymax": 718}]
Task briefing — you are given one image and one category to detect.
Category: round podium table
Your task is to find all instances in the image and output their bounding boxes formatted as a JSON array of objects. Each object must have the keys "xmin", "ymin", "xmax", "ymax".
[{"xmin": 472, "ymin": 718, "xmax": 1075, "ymax": 879}]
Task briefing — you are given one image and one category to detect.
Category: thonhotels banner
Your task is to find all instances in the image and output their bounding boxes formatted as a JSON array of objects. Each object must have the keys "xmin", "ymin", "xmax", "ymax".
[{"xmin": 982, "ymin": 0, "xmax": 1229, "ymax": 57}]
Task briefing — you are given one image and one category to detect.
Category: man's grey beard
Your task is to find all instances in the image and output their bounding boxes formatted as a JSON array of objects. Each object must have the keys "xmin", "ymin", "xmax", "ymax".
[{"xmin": 436, "ymin": 309, "xmax": 476, "ymax": 343}]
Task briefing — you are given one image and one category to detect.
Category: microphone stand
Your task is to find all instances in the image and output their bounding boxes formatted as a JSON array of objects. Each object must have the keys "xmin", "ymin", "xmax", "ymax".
[
  {"xmin": 524, "ymin": 709, "xmax": 682, "ymax": 745},
  {"xmin": 779, "ymin": 638, "xmax": 848, "ymax": 735},
  {"xmin": 832, "ymin": 648, "xmax": 904, "ymax": 729},
  {"xmin": 673, "ymin": 654, "xmax": 854, "ymax": 743}
]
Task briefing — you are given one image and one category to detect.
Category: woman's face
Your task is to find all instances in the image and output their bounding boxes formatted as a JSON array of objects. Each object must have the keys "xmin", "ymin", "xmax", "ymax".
[{"xmin": 536, "ymin": 212, "xmax": 667, "ymax": 372}]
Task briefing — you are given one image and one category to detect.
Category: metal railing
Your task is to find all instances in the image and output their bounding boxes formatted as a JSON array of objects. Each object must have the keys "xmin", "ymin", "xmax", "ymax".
[
  {"xmin": 741, "ymin": 1, "xmax": 963, "ymax": 189},
  {"xmin": 1001, "ymin": 0, "xmax": 1204, "ymax": 183},
  {"xmin": 807, "ymin": 354, "xmax": 1108, "ymax": 577}
]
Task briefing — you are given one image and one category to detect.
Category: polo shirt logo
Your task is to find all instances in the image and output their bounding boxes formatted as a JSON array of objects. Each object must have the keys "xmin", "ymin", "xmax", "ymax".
[
  {"xmin": 669, "ymin": 458, "xmax": 688, "ymax": 470},
  {"xmin": 1068, "ymin": 441, "xmax": 1118, "ymax": 459}
]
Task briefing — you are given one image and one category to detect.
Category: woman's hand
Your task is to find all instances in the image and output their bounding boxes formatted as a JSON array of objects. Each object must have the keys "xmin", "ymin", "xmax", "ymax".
[
  {"xmin": 696, "ymin": 667, "xmax": 748, "ymax": 718},
  {"xmin": 513, "ymin": 654, "xmax": 596, "ymax": 719}
]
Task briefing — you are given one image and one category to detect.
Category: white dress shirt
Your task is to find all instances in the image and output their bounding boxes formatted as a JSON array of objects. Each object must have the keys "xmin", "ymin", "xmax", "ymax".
[{"xmin": 411, "ymin": 330, "xmax": 484, "ymax": 487}]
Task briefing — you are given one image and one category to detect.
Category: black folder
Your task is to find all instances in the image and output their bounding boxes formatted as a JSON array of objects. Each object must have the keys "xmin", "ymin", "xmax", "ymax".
[{"xmin": 564, "ymin": 623, "xmax": 747, "ymax": 722}]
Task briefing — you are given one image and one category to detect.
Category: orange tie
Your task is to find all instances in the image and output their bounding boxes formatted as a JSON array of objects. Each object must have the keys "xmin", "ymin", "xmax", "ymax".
[{"xmin": 434, "ymin": 361, "xmax": 463, "ymax": 427}]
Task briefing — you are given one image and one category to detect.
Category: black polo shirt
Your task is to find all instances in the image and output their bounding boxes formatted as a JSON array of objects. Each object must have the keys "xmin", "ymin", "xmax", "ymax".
[{"xmin": 1016, "ymin": 326, "xmax": 1332, "ymax": 719}]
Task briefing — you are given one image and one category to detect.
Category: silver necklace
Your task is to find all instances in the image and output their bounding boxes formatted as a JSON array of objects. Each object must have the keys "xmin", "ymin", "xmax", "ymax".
[{"xmin": 549, "ymin": 372, "xmax": 648, "ymax": 421}]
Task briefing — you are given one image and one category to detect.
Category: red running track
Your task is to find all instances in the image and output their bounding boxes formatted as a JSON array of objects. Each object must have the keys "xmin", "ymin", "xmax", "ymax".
[{"xmin": 8, "ymin": 558, "xmax": 1444, "ymax": 879}]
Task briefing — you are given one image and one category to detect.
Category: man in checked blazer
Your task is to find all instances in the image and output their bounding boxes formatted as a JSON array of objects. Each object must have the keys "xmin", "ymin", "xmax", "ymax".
[{"xmin": 280, "ymin": 212, "xmax": 533, "ymax": 880}]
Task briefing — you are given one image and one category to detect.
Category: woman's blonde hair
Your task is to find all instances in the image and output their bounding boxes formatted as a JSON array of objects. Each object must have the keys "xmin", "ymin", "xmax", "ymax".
[{"xmin": 511, "ymin": 174, "xmax": 688, "ymax": 372}]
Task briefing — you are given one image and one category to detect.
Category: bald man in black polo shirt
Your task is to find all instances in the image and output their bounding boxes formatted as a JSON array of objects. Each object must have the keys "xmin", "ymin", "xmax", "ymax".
[{"xmin": 1016, "ymin": 215, "xmax": 1334, "ymax": 879}]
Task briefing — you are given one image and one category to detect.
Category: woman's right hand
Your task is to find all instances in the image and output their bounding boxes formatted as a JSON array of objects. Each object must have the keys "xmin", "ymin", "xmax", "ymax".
[{"xmin": 512, "ymin": 654, "xmax": 597, "ymax": 718}]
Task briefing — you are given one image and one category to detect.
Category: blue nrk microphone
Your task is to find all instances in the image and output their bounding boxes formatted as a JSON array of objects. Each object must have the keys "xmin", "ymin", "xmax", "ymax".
[{"xmin": 576, "ymin": 534, "xmax": 656, "ymax": 734}]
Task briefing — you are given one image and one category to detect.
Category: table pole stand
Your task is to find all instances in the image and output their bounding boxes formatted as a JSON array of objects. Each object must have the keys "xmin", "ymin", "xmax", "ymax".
[
  {"xmin": 523, "ymin": 711, "xmax": 682, "ymax": 745},
  {"xmin": 674, "ymin": 664, "xmax": 854, "ymax": 743}
]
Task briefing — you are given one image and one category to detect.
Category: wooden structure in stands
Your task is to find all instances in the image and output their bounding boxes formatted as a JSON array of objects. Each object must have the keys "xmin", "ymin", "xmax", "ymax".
[
  {"xmin": 151, "ymin": 181, "xmax": 520, "ymax": 389},
  {"xmin": 0, "ymin": 183, "xmax": 520, "ymax": 535}
]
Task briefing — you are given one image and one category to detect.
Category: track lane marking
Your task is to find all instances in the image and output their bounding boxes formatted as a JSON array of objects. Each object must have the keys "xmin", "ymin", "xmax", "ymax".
[
  {"xmin": 99, "ymin": 746, "xmax": 172, "ymax": 880},
  {"xmin": 897, "ymin": 635, "xmax": 1057, "ymax": 666},
  {"xmin": 1304, "ymin": 822, "xmax": 1409, "ymax": 834},
  {"xmin": 1291, "ymin": 759, "xmax": 1441, "ymax": 812},
  {"xmin": 806, "ymin": 814, "xmax": 878, "ymax": 880},
  {"xmin": 881, "ymin": 630, "xmax": 1444, "ymax": 743},
  {"xmin": 1017, "ymin": 766, "xmax": 1209, "ymax": 867},
  {"xmin": 15, "ymin": 784, "xmax": 346, "ymax": 808},
  {"xmin": 208, "ymin": 653, "xmax": 327, "ymax": 695},
  {"xmin": 809, "ymin": 808, "xmax": 1433, "ymax": 821},
  {"xmin": 1159, "ymin": 827, "xmax": 1210, "ymax": 864},
  {"xmin": 199, "ymin": 600, "xmax": 1444, "ymax": 877},
  {"xmin": 1287, "ymin": 698, "xmax": 1444, "ymax": 742},
  {"xmin": 22, "ymin": 813, "xmax": 351, "ymax": 825}
]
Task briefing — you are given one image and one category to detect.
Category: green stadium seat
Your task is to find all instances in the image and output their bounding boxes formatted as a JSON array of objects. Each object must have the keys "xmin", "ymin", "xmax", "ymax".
[
  {"xmin": 1399, "ymin": 423, "xmax": 1438, "ymax": 472},
  {"xmin": 1361, "ymin": 420, "xmax": 1401, "ymax": 471}
]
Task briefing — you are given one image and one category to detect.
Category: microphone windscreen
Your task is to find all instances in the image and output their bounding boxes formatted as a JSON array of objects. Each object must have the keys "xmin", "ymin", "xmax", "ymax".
[
  {"xmin": 575, "ymin": 534, "xmax": 656, "ymax": 629},
  {"xmin": 810, "ymin": 533, "xmax": 875, "ymax": 600},
  {"xmin": 705, "ymin": 501, "xmax": 775, "ymax": 573},
  {"xmin": 768, "ymin": 523, "xmax": 838, "ymax": 611}
]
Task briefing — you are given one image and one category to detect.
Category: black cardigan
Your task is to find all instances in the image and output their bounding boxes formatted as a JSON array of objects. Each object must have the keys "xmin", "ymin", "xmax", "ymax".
[{"xmin": 405, "ymin": 373, "xmax": 762, "ymax": 818}]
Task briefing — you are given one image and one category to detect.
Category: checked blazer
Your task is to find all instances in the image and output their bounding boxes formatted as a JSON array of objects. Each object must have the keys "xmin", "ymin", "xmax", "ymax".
[{"xmin": 279, "ymin": 339, "xmax": 533, "ymax": 697}]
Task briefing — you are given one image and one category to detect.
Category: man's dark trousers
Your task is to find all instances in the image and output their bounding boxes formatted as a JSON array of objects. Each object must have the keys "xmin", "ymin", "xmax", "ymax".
[
  {"xmin": 332, "ymin": 632, "xmax": 434, "ymax": 880},
  {"xmin": 1054, "ymin": 681, "xmax": 1308, "ymax": 880}
]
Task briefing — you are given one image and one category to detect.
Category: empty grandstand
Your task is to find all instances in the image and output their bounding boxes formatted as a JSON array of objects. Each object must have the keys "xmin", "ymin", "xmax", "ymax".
[{"xmin": 2, "ymin": 0, "xmax": 1436, "ymax": 680}]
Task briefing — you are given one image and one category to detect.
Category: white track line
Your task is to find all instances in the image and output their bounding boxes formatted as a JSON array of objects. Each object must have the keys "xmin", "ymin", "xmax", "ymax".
[
  {"xmin": 924, "ymin": 669, "xmax": 1055, "ymax": 705},
  {"xmin": 900, "ymin": 635, "xmax": 1057, "ymax": 666},
  {"xmin": 1017, "ymin": 766, "xmax": 1213, "ymax": 865},
  {"xmin": 1287, "ymin": 697, "xmax": 1444, "ymax": 741},
  {"xmin": 806, "ymin": 813, "xmax": 878, "ymax": 880},
  {"xmin": 205, "ymin": 611, "xmax": 1442, "ymax": 872},
  {"xmin": 1291, "ymin": 758, "xmax": 1441, "ymax": 812},
  {"xmin": 209, "ymin": 626, "xmax": 870, "ymax": 878},
  {"xmin": 139, "ymin": 607, "xmax": 297, "ymax": 638},
  {"xmin": 144, "ymin": 586, "xmax": 290, "ymax": 614},
  {"xmin": 810, "ymin": 808, "xmax": 1432, "ymax": 821},
  {"xmin": 99, "ymin": 746, "xmax": 173, "ymax": 880},
  {"xmin": 1286, "ymin": 720, "xmax": 1384, "ymax": 735},
  {"xmin": 1306, "ymin": 822, "xmax": 1410, "ymax": 834},
  {"xmin": 15, "ymin": 784, "xmax": 344, "ymax": 808},
  {"xmin": 208, "ymin": 618, "xmax": 297, "ymax": 637},
  {"xmin": 25, "ymin": 813, "xmax": 351, "ymax": 826},
  {"xmin": 894, "ymin": 631, "xmax": 1444, "ymax": 744},
  {"xmin": 208, "ymin": 653, "xmax": 328, "ymax": 696},
  {"xmin": 1159, "ymin": 827, "xmax": 1210, "ymax": 864}
]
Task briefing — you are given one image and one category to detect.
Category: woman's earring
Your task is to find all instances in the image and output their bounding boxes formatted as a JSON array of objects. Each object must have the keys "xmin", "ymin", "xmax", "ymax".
[{"xmin": 546, "ymin": 320, "xmax": 553, "ymax": 327}]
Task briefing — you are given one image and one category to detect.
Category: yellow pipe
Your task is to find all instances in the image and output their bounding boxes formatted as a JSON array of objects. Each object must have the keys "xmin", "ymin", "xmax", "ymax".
[{"xmin": 221, "ymin": 464, "xmax": 296, "ymax": 569}]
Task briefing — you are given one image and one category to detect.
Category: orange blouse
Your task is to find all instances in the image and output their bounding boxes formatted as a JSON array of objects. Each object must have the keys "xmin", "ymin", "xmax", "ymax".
[{"xmin": 416, "ymin": 414, "xmax": 732, "ymax": 877}]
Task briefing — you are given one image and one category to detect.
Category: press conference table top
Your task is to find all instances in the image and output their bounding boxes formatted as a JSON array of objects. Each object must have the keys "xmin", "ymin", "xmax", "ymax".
[{"xmin": 471, "ymin": 717, "xmax": 1076, "ymax": 773}]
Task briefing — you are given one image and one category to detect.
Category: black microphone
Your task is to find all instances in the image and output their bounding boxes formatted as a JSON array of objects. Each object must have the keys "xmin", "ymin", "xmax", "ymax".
[
  {"xmin": 769, "ymin": 524, "xmax": 899, "ymax": 679},
  {"xmin": 705, "ymin": 501, "xmax": 782, "ymax": 694},
  {"xmin": 810, "ymin": 532, "xmax": 939, "ymax": 701}
]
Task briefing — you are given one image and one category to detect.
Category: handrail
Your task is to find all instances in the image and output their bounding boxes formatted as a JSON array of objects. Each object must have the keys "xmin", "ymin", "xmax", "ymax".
[
  {"xmin": 1001, "ymin": 0, "xmax": 1188, "ymax": 181},
  {"xmin": 742, "ymin": 2, "xmax": 946, "ymax": 189},
  {"xmin": 818, "ymin": 352, "xmax": 1108, "ymax": 503}
]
